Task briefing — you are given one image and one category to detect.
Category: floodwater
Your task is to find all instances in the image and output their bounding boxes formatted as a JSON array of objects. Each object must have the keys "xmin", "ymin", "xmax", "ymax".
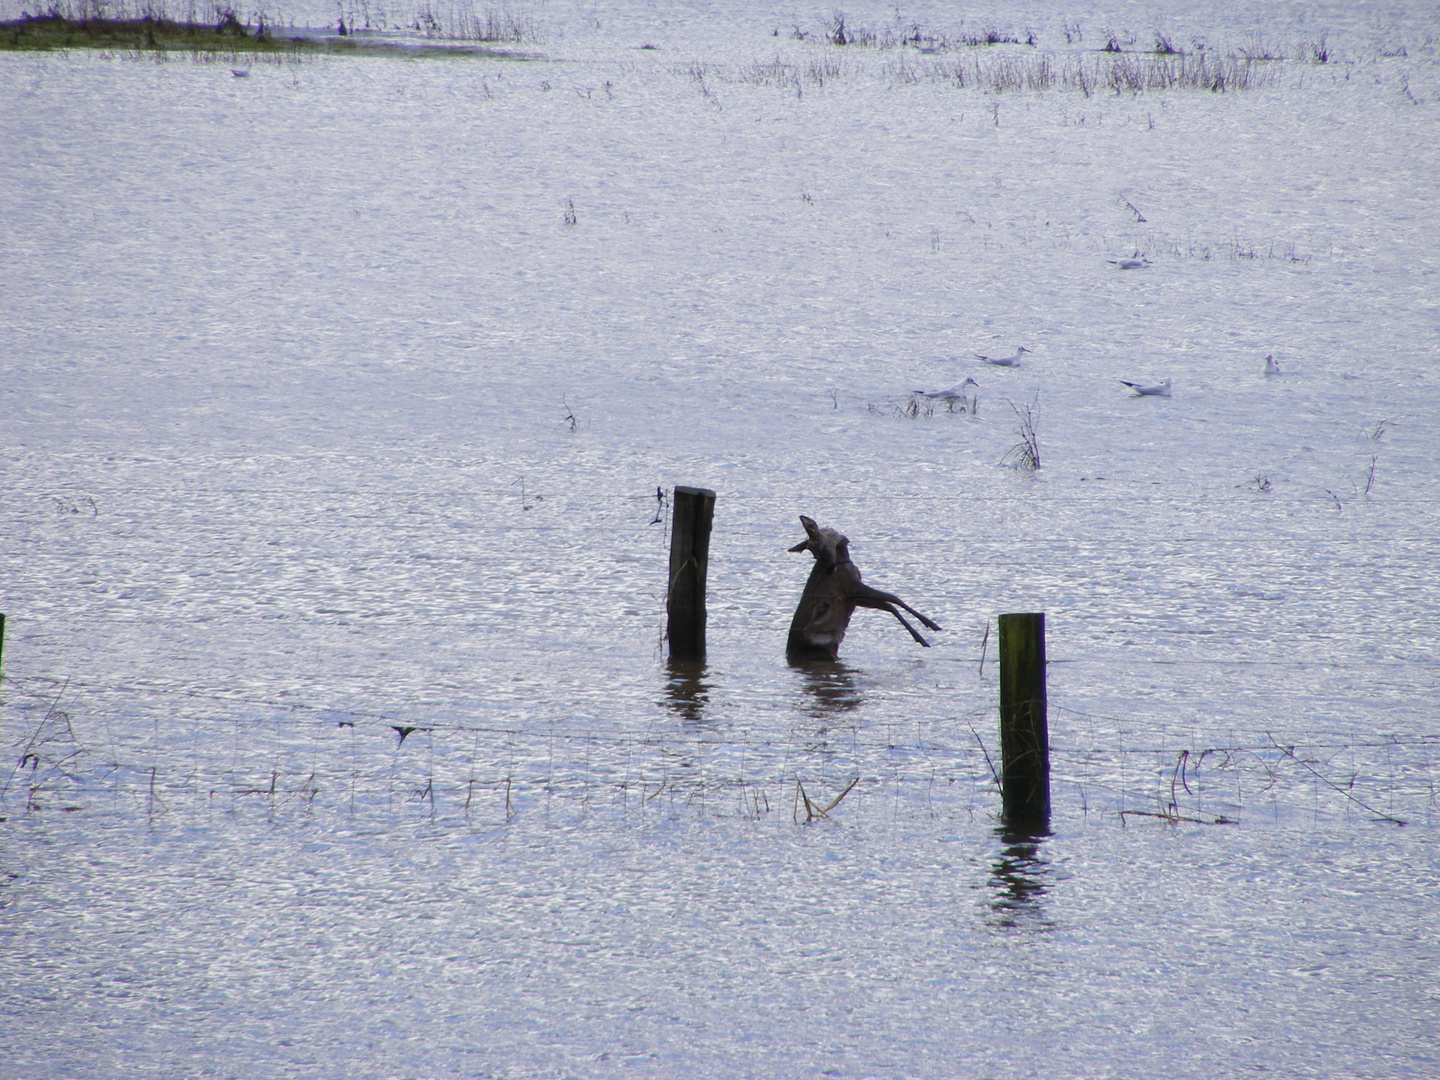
[{"xmin": 2, "ymin": 1, "xmax": 1438, "ymax": 1076}]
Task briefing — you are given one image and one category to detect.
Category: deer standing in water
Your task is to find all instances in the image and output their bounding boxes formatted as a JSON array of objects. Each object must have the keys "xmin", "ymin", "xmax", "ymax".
[{"xmin": 786, "ymin": 515, "xmax": 941, "ymax": 661}]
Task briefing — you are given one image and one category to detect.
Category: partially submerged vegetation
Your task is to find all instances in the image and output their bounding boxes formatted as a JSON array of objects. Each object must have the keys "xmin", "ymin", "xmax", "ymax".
[
  {"xmin": 739, "ymin": 11, "xmax": 1369, "ymax": 95},
  {"xmin": 0, "ymin": 1, "xmax": 540, "ymax": 55},
  {"xmin": 890, "ymin": 48, "xmax": 1275, "ymax": 94},
  {"xmin": 2, "ymin": 9, "xmax": 306, "ymax": 53},
  {"xmin": 718, "ymin": 46, "xmax": 1275, "ymax": 97},
  {"xmin": 785, "ymin": 11, "xmax": 1342, "ymax": 66},
  {"xmin": 664, "ymin": 13, "xmax": 1347, "ymax": 99}
]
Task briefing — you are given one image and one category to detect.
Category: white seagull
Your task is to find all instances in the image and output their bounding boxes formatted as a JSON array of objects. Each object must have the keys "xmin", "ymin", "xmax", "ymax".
[
  {"xmin": 913, "ymin": 376, "xmax": 978, "ymax": 400},
  {"xmin": 1108, "ymin": 257, "xmax": 1152, "ymax": 269},
  {"xmin": 1119, "ymin": 377, "xmax": 1172, "ymax": 397},
  {"xmin": 975, "ymin": 346, "xmax": 1030, "ymax": 367},
  {"xmin": 1263, "ymin": 354, "xmax": 1281, "ymax": 375}
]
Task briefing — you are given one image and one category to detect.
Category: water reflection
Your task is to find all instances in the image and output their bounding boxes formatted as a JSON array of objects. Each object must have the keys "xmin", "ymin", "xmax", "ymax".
[
  {"xmin": 788, "ymin": 660, "xmax": 865, "ymax": 719},
  {"xmin": 986, "ymin": 826, "xmax": 1054, "ymax": 931},
  {"xmin": 663, "ymin": 659, "xmax": 711, "ymax": 723}
]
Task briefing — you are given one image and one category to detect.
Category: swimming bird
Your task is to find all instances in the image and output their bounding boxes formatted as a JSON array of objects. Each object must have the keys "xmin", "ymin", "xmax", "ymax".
[
  {"xmin": 913, "ymin": 376, "xmax": 978, "ymax": 400},
  {"xmin": 231, "ymin": 68, "xmax": 251, "ymax": 77},
  {"xmin": 1119, "ymin": 378, "xmax": 1171, "ymax": 397},
  {"xmin": 1108, "ymin": 257, "xmax": 1151, "ymax": 269},
  {"xmin": 975, "ymin": 346, "xmax": 1030, "ymax": 367},
  {"xmin": 1263, "ymin": 354, "xmax": 1281, "ymax": 375}
]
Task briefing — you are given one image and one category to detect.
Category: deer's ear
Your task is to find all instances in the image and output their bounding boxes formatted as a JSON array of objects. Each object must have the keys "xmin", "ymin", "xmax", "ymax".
[{"xmin": 792, "ymin": 515, "xmax": 823, "ymax": 551}]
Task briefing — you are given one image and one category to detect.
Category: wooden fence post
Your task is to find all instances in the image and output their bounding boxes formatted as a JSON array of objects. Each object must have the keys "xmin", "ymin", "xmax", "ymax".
[
  {"xmin": 667, "ymin": 487, "xmax": 715, "ymax": 662},
  {"xmin": 999, "ymin": 612, "xmax": 1049, "ymax": 827}
]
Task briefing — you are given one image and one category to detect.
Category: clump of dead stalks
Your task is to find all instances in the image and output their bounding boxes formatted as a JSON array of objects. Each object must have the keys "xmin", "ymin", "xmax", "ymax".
[{"xmin": 1000, "ymin": 396, "xmax": 1040, "ymax": 471}]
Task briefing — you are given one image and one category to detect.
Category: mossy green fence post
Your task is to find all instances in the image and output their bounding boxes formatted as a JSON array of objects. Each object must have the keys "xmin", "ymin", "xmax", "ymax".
[
  {"xmin": 666, "ymin": 487, "xmax": 715, "ymax": 662},
  {"xmin": 999, "ymin": 612, "xmax": 1050, "ymax": 828}
]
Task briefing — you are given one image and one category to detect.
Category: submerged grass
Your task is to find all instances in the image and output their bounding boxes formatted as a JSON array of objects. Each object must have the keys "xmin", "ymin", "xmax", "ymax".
[
  {"xmin": 892, "ymin": 49, "xmax": 1275, "ymax": 94},
  {"xmin": 700, "ymin": 32, "xmax": 1291, "ymax": 101},
  {"xmin": 410, "ymin": 2, "xmax": 537, "ymax": 43},
  {"xmin": 753, "ymin": 14, "xmax": 1374, "ymax": 97},
  {"xmin": 719, "ymin": 45, "xmax": 1276, "ymax": 99}
]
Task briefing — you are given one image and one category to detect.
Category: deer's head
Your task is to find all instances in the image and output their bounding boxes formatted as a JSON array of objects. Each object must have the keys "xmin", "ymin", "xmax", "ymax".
[{"xmin": 789, "ymin": 515, "xmax": 851, "ymax": 572}]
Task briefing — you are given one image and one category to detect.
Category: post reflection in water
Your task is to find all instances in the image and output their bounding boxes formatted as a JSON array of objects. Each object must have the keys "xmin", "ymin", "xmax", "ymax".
[
  {"xmin": 987, "ymin": 826, "xmax": 1055, "ymax": 931},
  {"xmin": 663, "ymin": 659, "xmax": 712, "ymax": 722},
  {"xmin": 789, "ymin": 660, "xmax": 865, "ymax": 719}
]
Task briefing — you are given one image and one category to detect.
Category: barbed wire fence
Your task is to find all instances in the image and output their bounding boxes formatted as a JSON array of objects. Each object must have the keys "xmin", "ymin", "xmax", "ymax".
[
  {"xmin": 3, "ymin": 669, "xmax": 1435, "ymax": 830},
  {"xmin": 9, "ymin": 477, "xmax": 1438, "ymax": 834}
]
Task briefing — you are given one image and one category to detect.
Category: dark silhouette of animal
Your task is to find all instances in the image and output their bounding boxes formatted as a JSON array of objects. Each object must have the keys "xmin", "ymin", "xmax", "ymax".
[{"xmin": 786, "ymin": 516, "xmax": 941, "ymax": 661}]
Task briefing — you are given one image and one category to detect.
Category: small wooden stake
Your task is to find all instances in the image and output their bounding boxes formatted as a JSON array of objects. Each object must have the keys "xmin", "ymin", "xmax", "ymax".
[
  {"xmin": 666, "ymin": 486, "xmax": 716, "ymax": 662},
  {"xmin": 999, "ymin": 612, "xmax": 1049, "ymax": 828}
]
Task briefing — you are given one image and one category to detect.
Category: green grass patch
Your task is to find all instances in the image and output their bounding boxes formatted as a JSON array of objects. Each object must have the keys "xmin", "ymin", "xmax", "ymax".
[
  {"xmin": 0, "ymin": 10, "xmax": 534, "ymax": 58},
  {"xmin": 2, "ymin": 11, "xmax": 301, "ymax": 53}
]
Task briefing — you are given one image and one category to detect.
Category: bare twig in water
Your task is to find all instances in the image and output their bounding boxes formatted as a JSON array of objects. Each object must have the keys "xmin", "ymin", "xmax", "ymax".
[
  {"xmin": 4, "ymin": 676, "xmax": 79, "ymax": 801},
  {"xmin": 794, "ymin": 776, "xmax": 859, "ymax": 823},
  {"xmin": 1166, "ymin": 748, "xmax": 1194, "ymax": 816},
  {"xmin": 1119, "ymin": 194, "xmax": 1148, "ymax": 222},
  {"xmin": 1119, "ymin": 808, "xmax": 1237, "ymax": 825},
  {"xmin": 1267, "ymin": 734, "xmax": 1406, "ymax": 825},
  {"xmin": 968, "ymin": 724, "xmax": 1001, "ymax": 790},
  {"xmin": 821, "ymin": 777, "xmax": 859, "ymax": 814}
]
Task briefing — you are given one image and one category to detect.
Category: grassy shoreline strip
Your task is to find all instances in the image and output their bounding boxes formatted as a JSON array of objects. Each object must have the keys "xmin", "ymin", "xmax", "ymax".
[{"xmin": 0, "ymin": 12, "xmax": 533, "ymax": 57}]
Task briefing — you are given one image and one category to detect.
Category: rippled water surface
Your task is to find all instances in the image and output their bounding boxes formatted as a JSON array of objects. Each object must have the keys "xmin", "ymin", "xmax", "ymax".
[{"xmin": 3, "ymin": 1, "xmax": 1439, "ymax": 1076}]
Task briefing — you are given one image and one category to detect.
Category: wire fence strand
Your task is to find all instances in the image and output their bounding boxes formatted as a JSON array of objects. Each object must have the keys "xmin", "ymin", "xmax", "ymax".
[{"xmin": 4, "ymin": 668, "xmax": 1435, "ymax": 830}]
